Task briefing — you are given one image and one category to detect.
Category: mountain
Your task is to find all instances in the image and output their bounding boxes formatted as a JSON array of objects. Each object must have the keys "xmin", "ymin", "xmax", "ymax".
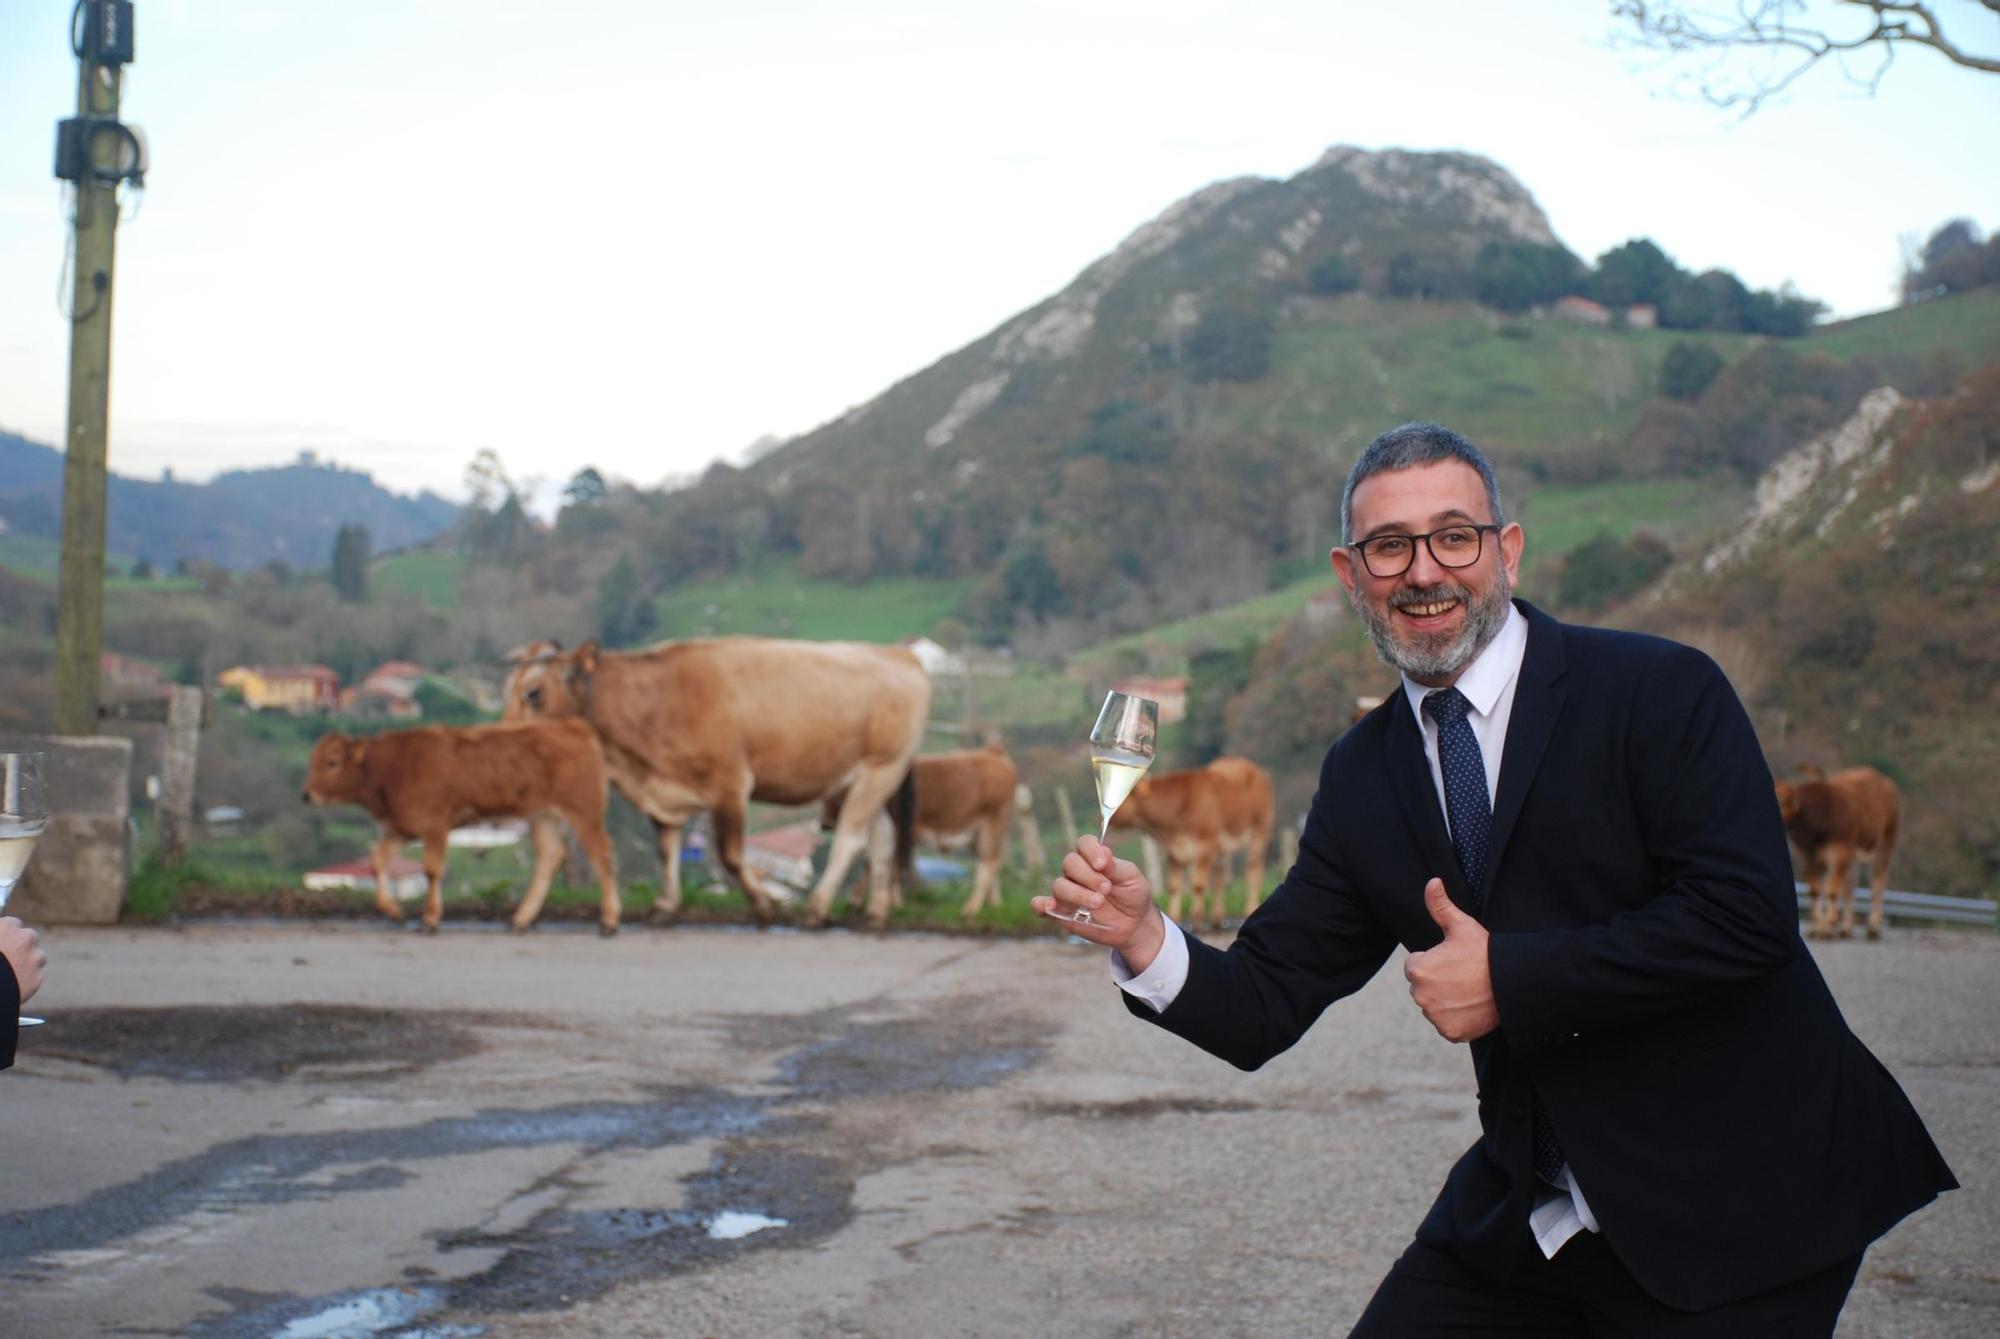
[
  {"xmin": 606, "ymin": 146, "xmax": 1994, "ymax": 652},
  {"xmin": 0, "ymin": 432, "xmax": 459, "ymax": 571}
]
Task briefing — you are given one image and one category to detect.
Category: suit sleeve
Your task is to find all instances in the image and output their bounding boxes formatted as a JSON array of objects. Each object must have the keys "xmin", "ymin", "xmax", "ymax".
[
  {"xmin": 1489, "ymin": 645, "xmax": 1801, "ymax": 1055},
  {"xmin": 1131, "ymin": 747, "xmax": 1399, "ymax": 1071},
  {"xmin": 1, "ymin": 953, "xmax": 18, "ymax": 1071}
]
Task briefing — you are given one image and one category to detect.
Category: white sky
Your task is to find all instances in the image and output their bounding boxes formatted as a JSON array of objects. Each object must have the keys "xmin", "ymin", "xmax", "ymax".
[{"xmin": 1, "ymin": 0, "xmax": 1996, "ymax": 507}]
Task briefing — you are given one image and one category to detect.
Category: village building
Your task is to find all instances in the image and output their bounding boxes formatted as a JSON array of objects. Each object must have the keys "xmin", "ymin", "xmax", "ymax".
[{"xmin": 217, "ymin": 664, "xmax": 341, "ymax": 714}]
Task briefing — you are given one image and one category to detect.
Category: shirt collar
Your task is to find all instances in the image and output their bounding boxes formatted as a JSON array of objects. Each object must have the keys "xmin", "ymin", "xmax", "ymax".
[{"xmin": 1400, "ymin": 600, "xmax": 1528, "ymax": 723}]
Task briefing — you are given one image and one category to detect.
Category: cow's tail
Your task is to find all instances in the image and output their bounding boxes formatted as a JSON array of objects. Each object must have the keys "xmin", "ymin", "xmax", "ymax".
[{"xmin": 892, "ymin": 762, "xmax": 922, "ymax": 891}]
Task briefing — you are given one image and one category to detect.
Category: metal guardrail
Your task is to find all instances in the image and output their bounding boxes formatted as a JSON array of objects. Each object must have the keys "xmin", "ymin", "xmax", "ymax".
[{"xmin": 1794, "ymin": 882, "xmax": 1997, "ymax": 929}]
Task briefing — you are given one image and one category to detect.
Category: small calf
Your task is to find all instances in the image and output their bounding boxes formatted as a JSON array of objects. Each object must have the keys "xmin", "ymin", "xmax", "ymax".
[{"xmin": 302, "ymin": 718, "xmax": 620, "ymax": 934}]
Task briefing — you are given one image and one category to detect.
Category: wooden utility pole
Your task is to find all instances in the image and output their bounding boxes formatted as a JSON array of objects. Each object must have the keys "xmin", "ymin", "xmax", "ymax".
[{"xmin": 54, "ymin": 5, "xmax": 138, "ymax": 735}]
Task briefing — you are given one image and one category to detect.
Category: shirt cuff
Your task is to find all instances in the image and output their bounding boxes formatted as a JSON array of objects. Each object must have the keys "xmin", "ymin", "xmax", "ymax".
[{"xmin": 1111, "ymin": 918, "xmax": 1190, "ymax": 1013}]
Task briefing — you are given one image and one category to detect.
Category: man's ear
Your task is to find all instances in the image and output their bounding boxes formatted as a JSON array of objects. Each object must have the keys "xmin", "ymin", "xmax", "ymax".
[
  {"xmin": 1498, "ymin": 521, "xmax": 1525, "ymax": 586},
  {"xmin": 1329, "ymin": 544, "xmax": 1359, "ymax": 599},
  {"xmin": 576, "ymin": 640, "xmax": 600, "ymax": 674}
]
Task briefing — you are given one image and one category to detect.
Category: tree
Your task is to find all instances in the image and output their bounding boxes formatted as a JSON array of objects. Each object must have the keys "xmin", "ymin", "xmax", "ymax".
[
  {"xmin": 562, "ymin": 466, "xmax": 607, "ymax": 510},
  {"xmin": 1612, "ymin": 1, "xmax": 2000, "ymax": 113},
  {"xmin": 1473, "ymin": 241, "xmax": 1584, "ymax": 313},
  {"xmin": 331, "ymin": 522, "xmax": 371, "ymax": 602},
  {"xmin": 1659, "ymin": 341, "xmax": 1727, "ymax": 401},
  {"xmin": 1588, "ymin": 238, "xmax": 1680, "ymax": 309},
  {"xmin": 596, "ymin": 554, "xmax": 656, "ymax": 647},
  {"xmin": 1307, "ymin": 254, "xmax": 1360, "ymax": 296}
]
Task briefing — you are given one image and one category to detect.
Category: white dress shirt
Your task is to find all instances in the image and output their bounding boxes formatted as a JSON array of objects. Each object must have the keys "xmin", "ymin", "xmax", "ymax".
[{"xmin": 1113, "ymin": 603, "xmax": 1598, "ymax": 1257}]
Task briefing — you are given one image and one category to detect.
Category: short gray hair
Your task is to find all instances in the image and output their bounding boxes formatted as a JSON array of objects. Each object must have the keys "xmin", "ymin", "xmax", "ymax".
[{"xmin": 1339, "ymin": 422, "xmax": 1505, "ymax": 543}]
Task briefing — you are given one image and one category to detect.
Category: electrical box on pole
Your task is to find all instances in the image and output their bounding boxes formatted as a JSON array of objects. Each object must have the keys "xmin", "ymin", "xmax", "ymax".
[{"xmin": 53, "ymin": 1, "xmax": 145, "ymax": 736}]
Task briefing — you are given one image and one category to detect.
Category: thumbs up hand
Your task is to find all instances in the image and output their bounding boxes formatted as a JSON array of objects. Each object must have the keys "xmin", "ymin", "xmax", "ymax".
[{"xmin": 1404, "ymin": 878, "xmax": 1498, "ymax": 1043}]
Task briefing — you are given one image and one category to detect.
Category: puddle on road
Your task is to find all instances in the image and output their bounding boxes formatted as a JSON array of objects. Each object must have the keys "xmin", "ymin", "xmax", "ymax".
[
  {"xmin": 7, "ymin": 1007, "xmax": 1046, "ymax": 1336},
  {"xmin": 34, "ymin": 1005, "xmax": 553, "ymax": 1083},
  {"xmin": 707, "ymin": 1210, "xmax": 787, "ymax": 1239}
]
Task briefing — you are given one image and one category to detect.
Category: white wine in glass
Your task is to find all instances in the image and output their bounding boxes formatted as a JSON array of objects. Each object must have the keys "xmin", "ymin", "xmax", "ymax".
[
  {"xmin": 1090, "ymin": 691, "xmax": 1158, "ymax": 837},
  {"xmin": 0, "ymin": 751, "xmax": 47, "ymax": 1026}
]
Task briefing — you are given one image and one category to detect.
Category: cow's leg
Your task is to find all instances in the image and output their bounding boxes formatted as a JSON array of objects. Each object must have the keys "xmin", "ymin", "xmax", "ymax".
[
  {"xmin": 1828, "ymin": 844, "xmax": 1856, "ymax": 938},
  {"xmin": 418, "ymin": 832, "xmax": 448, "ymax": 934},
  {"xmin": 807, "ymin": 763, "xmax": 904, "ymax": 930},
  {"xmin": 369, "ymin": 830, "xmax": 405, "ymax": 924},
  {"xmin": 1164, "ymin": 860, "xmax": 1186, "ymax": 926},
  {"xmin": 510, "ymin": 813, "xmax": 567, "ymax": 933},
  {"xmin": 709, "ymin": 798, "xmax": 778, "ymax": 929},
  {"xmin": 1866, "ymin": 816, "xmax": 1896, "ymax": 941},
  {"xmin": 650, "ymin": 818, "xmax": 684, "ymax": 923},
  {"xmin": 569, "ymin": 809, "xmax": 621, "ymax": 936},
  {"xmin": 1192, "ymin": 853, "xmax": 1217, "ymax": 931},
  {"xmin": 1808, "ymin": 851, "xmax": 1832, "ymax": 943},
  {"xmin": 962, "ymin": 817, "xmax": 1004, "ymax": 919},
  {"xmin": 1244, "ymin": 832, "xmax": 1268, "ymax": 919}
]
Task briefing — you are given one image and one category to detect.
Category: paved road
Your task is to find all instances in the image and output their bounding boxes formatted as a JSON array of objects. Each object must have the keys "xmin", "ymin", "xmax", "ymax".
[{"xmin": 1, "ymin": 922, "xmax": 1992, "ymax": 1337}]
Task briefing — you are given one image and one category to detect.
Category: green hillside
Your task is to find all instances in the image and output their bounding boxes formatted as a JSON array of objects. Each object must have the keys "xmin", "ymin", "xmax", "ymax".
[{"xmin": 651, "ymin": 561, "xmax": 969, "ymax": 643}]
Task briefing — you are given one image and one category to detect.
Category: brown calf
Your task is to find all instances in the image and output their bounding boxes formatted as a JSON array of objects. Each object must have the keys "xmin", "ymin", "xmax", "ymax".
[
  {"xmin": 1774, "ymin": 765, "xmax": 1900, "ymax": 941},
  {"xmin": 823, "ymin": 743, "xmax": 1021, "ymax": 918},
  {"xmin": 1107, "ymin": 755, "xmax": 1275, "ymax": 931},
  {"xmin": 302, "ymin": 718, "xmax": 619, "ymax": 935}
]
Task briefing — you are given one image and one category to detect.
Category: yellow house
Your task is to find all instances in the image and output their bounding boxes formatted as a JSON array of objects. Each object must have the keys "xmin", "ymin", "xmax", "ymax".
[{"xmin": 218, "ymin": 664, "xmax": 341, "ymax": 714}]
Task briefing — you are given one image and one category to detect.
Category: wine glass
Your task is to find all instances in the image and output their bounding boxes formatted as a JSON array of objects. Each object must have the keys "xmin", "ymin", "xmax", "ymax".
[
  {"xmin": 0, "ymin": 751, "xmax": 47, "ymax": 1027},
  {"xmin": 1047, "ymin": 692, "xmax": 1158, "ymax": 927}
]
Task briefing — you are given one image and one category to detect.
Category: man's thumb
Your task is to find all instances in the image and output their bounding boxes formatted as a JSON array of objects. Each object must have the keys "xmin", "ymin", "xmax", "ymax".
[{"xmin": 1425, "ymin": 878, "xmax": 1470, "ymax": 933}]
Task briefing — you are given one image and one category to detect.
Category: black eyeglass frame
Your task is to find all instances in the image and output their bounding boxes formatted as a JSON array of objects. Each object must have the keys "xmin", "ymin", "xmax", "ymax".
[{"xmin": 1347, "ymin": 523, "xmax": 1503, "ymax": 578}]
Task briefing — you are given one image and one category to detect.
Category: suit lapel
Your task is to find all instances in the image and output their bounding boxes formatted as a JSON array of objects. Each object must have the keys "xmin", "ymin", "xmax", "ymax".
[
  {"xmin": 1485, "ymin": 601, "xmax": 1567, "ymax": 896},
  {"xmin": 1384, "ymin": 691, "xmax": 1468, "ymax": 912}
]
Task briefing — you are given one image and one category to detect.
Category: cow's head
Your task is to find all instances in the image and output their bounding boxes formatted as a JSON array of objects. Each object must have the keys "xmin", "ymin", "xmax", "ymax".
[
  {"xmin": 502, "ymin": 639, "xmax": 600, "ymax": 721},
  {"xmin": 303, "ymin": 733, "xmax": 368, "ymax": 805},
  {"xmin": 1773, "ymin": 779, "xmax": 1801, "ymax": 823}
]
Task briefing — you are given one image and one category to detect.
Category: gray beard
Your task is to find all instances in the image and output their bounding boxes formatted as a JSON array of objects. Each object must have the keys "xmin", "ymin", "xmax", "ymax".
[{"xmin": 1356, "ymin": 576, "xmax": 1513, "ymax": 682}]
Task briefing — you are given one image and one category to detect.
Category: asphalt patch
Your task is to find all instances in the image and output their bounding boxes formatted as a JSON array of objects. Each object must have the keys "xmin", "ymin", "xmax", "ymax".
[{"xmin": 31, "ymin": 1005, "xmax": 550, "ymax": 1083}]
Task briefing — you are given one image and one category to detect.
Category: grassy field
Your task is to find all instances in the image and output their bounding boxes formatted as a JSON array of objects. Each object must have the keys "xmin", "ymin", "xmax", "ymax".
[
  {"xmin": 652, "ymin": 560, "xmax": 970, "ymax": 643},
  {"xmin": 372, "ymin": 550, "xmax": 463, "ymax": 611},
  {"xmin": 1250, "ymin": 296, "xmax": 1753, "ymax": 456}
]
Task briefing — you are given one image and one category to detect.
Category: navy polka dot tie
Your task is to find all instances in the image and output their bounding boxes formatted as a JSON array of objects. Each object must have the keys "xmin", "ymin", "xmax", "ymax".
[
  {"xmin": 1422, "ymin": 688, "xmax": 1490, "ymax": 911},
  {"xmin": 1424, "ymin": 687, "xmax": 1567, "ymax": 1186}
]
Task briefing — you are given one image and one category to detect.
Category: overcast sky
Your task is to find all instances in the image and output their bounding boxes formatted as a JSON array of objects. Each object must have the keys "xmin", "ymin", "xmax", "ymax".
[{"xmin": 2, "ymin": 0, "xmax": 1995, "ymax": 508}]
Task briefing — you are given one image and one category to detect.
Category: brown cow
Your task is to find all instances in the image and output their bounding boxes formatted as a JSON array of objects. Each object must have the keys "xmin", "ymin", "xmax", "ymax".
[
  {"xmin": 822, "ymin": 742, "xmax": 1021, "ymax": 918},
  {"xmin": 504, "ymin": 636, "xmax": 930, "ymax": 930},
  {"xmin": 1775, "ymin": 765, "xmax": 1900, "ymax": 941},
  {"xmin": 301, "ymin": 719, "xmax": 620, "ymax": 935},
  {"xmin": 1106, "ymin": 755, "xmax": 1275, "ymax": 931}
]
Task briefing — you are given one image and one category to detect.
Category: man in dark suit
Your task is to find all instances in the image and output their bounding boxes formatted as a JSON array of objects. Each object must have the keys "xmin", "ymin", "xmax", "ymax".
[{"xmin": 1037, "ymin": 422, "xmax": 1955, "ymax": 1334}]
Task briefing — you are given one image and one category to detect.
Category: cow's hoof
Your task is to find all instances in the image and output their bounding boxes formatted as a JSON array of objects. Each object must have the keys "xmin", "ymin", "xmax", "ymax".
[
  {"xmin": 508, "ymin": 921, "xmax": 535, "ymax": 935},
  {"xmin": 647, "ymin": 906, "xmax": 678, "ymax": 927},
  {"xmin": 795, "ymin": 914, "xmax": 824, "ymax": 931},
  {"xmin": 1866, "ymin": 927, "xmax": 1882, "ymax": 941},
  {"xmin": 419, "ymin": 921, "xmax": 441, "ymax": 936},
  {"xmin": 598, "ymin": 922, "xmax": 619, "ymax": 938}
]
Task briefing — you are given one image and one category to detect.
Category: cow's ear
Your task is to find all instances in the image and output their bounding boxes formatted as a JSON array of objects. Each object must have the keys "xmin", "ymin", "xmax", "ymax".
[
  {"xmin": 348, "ymin": 738, "xmax": 368, "ymax": 765},
  {"xmin": 576, "ymin": 640, "xmax": 600, "ymax": 674}
]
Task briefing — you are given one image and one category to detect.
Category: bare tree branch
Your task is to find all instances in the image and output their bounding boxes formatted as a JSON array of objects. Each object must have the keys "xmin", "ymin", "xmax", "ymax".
[{"xmin": 1612, "ymin": 1, "xmax": 2000, "ymax": 113}]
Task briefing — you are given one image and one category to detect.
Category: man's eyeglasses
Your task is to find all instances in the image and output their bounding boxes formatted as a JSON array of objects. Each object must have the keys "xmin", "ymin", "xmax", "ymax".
[{"xmin": 1348, "ymin": 524, "xmax": 1501, "ymax": 578}]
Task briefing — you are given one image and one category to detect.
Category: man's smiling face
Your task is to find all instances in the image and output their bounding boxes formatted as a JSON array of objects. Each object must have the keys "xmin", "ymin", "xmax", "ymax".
[{"xmin": 1330, "ymin": 460, "xmax": 1524, "ymax": 688}]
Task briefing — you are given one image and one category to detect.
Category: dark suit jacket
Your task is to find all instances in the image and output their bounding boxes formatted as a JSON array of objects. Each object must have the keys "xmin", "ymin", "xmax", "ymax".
[
  {"xmin": 1137, "ymin": 600, "xmax": 1954, "ymax": 1311},
  {"xmin": 1, "ymin": 953, "xmax": 18, "ymax": 1070}
]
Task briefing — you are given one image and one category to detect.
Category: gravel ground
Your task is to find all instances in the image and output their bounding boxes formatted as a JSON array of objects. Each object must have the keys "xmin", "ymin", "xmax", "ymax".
[{"xmin": 0, "ymin": 921, "xmax": 1991, "ymax": 1337}]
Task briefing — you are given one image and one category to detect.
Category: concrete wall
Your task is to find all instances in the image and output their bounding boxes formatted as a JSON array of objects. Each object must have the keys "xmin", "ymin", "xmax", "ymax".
[{"xmin": 0, "ymin": 733, "xmax": 132, "ymax": 925}]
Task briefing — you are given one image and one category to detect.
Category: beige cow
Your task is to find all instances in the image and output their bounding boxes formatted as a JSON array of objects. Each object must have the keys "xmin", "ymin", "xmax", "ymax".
[{"xmin": 505, "ymin": 637, "xmax": 929, "ymax": 930}]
